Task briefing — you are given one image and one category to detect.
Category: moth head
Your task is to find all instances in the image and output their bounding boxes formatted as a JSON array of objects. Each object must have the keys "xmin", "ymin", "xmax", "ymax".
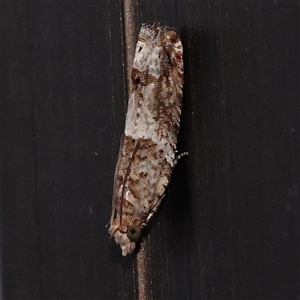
[
  {"xmin": 127, "ymin": 225, "xmax": 142, "ymax": 242},
  {"xmin": 109, "ymin": 222, "xmax": 142, "ymax": 256}
]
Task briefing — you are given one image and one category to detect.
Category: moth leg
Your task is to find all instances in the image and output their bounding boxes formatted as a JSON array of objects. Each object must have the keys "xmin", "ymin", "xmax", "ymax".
[
  {"xmin": 173, "ymin": 152, "xmax": 188, "ymax": 167},
  {"xmin": 146, "ymin": 153, "xmax": 188, "ymax": 223},
  {"xmin": 146, "ymin": 175, "xmax": 169, "ymax": 222},
  {"xmin": 146, "ymin": 196, "xmax": 164, "ymax": 222}
]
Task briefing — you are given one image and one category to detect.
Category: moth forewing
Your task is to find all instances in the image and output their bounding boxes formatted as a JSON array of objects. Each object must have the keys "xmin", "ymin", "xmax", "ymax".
[{"xmin": 109, "ymin": 22, "xmax": 184, "ymax": 256}]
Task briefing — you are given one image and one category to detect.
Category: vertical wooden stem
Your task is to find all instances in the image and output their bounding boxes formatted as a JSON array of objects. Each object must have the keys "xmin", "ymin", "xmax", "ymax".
[
  {"xmin": 123, "ymin": 0, "xmax": 137, "ymax": 90},
  {"xmin": 135, "ymin": 242, "xmax": 150, "ymax": 300},
  {"xmin": 122, "ymin": 1, "xmax": 150, "ymax": 299}
]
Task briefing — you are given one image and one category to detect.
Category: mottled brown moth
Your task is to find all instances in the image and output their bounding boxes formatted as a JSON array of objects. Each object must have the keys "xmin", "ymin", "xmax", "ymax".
[{"xmin": 109, "ymin": 22, "xmax": 185, "ymax": 256}]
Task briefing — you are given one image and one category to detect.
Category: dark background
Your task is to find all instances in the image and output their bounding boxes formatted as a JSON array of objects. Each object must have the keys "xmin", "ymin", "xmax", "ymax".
[{"xmin": 2, "ymin": 1, "xmax": 299, "ymax": 299}]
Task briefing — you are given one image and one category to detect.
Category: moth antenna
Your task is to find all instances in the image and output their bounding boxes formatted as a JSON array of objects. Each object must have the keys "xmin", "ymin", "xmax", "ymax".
[
  {"xmin": 119, "ymin": 139, "xmax": 141, "ymax": 226},
  {"xmin": 110, "ymin": 134, "xmax": 125, "ymax": 225}
]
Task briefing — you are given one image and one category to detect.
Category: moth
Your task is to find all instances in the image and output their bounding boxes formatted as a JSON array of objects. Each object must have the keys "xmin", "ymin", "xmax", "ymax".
[{"xmin": 109, "ymin": 22, "xmax": 185, "ymax": 256}]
